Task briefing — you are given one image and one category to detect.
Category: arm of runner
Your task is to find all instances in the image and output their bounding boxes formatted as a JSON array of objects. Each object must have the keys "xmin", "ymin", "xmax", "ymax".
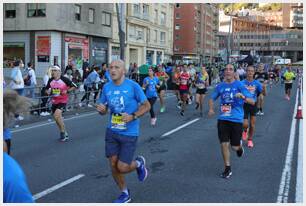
[
  {"xmin": 122, "ymin": 100, "xmax": 151, "ymax": 123},
  {"xmin": 208, "ymin": 99, "xmax": 215, "ymax": 117},
  {"xmin": 96, "ymin": 103, "xmax": 108, "ymax": 115}
]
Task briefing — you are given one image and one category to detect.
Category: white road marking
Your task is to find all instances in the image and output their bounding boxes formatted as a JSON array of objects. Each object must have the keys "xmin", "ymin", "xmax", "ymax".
[
  {"xmin": 161, "ymin": 118, "xmax": 200, "ymax": 137},
  {"xmin": 33, "ymin": 174, "xmax": 85, "ymax": 200},
  {"xmin": 11, "ymin": 112, "xmax": 97, "ymax": 133},
  {"xmin": 277, "ymin": 89, "xmax": 299, "ymax": 203},
  {"xmin": 295, "ymin": 120, "xmax": 303, "ymax": 203}
]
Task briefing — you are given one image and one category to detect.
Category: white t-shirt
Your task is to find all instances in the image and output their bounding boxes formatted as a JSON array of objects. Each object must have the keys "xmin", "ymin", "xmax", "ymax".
[
  {"xmin": 10, "ymin": 67, "xmax": 24, "ymax": 89},
  {"xmin": 28, "ymin": 68, "xmax": 37, "ymax": 85}
]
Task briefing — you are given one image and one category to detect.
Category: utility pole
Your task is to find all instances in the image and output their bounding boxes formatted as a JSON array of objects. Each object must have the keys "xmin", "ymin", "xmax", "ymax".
[{"xmin": 116, "ymin": 3, "xmax": 126, "ymax": 61}]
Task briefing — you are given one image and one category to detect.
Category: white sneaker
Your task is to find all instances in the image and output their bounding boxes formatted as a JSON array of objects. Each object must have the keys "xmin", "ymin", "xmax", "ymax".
[
  {"xmin": 87, "ymin": 104, "xmax": 93, "ymax": 108},
  {"xmin": 188, "ymin": 99, "xmax": 192, "ymax": 105},
  {"xmin": 40, "ymin": 112, "xmax": 46, "ymax": 116},
  {"xmin": 260, "ymin": 111, "xmax": 264, "ymax": 115},
  {"xmin": 79, "ymin": 103, "xmax": 83, "ymax": 107},
  {"xmin": 151, "ymin": 118, "xmax": 157, "ymax": 126},
  {"xmin": 16, "ymin": 116, "xmax": 24, "ymax": 121},
  {"xmin": 44, "ymin": 112, "xmax": 50, "ymax": 116}
]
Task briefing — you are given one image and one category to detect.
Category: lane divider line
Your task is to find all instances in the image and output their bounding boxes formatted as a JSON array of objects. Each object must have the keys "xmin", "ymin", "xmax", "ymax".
[
  {"xmin": 161, "ymin": 118, "xmax": 200, "ymax": 137},
  {"xmin": 33, "ymin": 174, "xmax": 85, "ymax": 200},
  {"xmin": 12, "ymin": 112, "xmax": 97, "ymax": 133},
  {"xmin": 277, "ymin": 89, "xmax": 299, "ymax": 203}
]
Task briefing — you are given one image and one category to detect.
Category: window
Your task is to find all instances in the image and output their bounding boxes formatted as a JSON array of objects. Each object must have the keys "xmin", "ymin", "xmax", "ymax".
[
  {"xmin": 75, "ymin": 4, "xmax": 81, "ymax": 20},
  {"xmin": 102, "ymin": 12, "xmax": 111, "ymax": 26},
  {"xmin": 175, "ymin": 13, "xmax": 180, "ymax": 19},
  {"xmin": 176, "ymin": 3, "xmax": 180, "ymax": 8},
  {"xmin": 175, "ymin": 24, "xmax": 180, "ymax": 30},
  {"xmin": 89, "ymin": 8, "xmax": 94, "ymax": 23},
  {"xmin": 154, "ymin": 9, "xmax": 158, "ymax": 22},
  {"xmin": 129, "ymin": 26, "xmax": 136, "ymax": 38},
  {"xmin": 27, "ymin": 3, "xmax": 46, "ymax": 17},
  {"xmin": 154, "ymin": 30, "xmax": 158, "ymax": 42},
  {"xmin": 175, "ymin": 34, "xmax": 180, "ymax": 40},
  {"xmin": 160, "ymin": 12, "xmax": 166, "ymax": 25},
  {"xmin": 133, "ymin": 4, "xmax": 140, "ymax": 15},
  {"xmin": 143, "ymin": 4, "xmax": 149, "ymax": 19},
  {"xmin": 160, "ymin": 32, "xmax": 166, "ymax": 43},
  {"xmin": 5, "ymin": 4, "xmax": 16, "ymax": 18},
  {"xmin": 136, "ymin": 30, "xmax": 144, "ymax": 40}
]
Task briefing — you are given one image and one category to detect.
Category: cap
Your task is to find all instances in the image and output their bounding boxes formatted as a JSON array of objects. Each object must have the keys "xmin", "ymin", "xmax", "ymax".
[{"xmin": 50, "ymin": 65, "xmax": 61, "ymax": 71}]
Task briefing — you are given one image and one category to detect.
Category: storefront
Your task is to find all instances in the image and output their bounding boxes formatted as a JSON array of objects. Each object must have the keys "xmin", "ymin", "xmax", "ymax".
[
  {"xmin": 65, "ymin": 34, "xmax": 89, "ymax": 70},
  {"xmin": 111, "ymin": 46, "xmax": 120, "ymax": 61},
  {"xmin": 156, "ymin": 51, "xmax": 163, "ymax": 65},
  {"xmin": 146, "ymin": 50, "xmax": 154, "ymax": 65},
  {"xmin": 90, "ymin": 37, "xmax": 108, "ymax": 67}
]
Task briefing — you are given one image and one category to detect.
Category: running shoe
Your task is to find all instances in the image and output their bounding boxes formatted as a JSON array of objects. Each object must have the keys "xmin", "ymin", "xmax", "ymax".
[
  {"xmin": 112, "ymin": 190, "xmax": 131, "ymax": 203},
  {"xmin": 160, "ymin": 106, "xmax": 165, "ymax": 113},
  {"xmin": 87, "ymin": 104, "xmax": 93, "ymax": 108},
  {"xmin": 236, "ymin": 146, "xmax": 244, "ymax": 157},
  {"xmin": 177, "ymin": 101, "xmax": 182, "ymax": 110},
  {"xmin": 59, "ymin": 132, "xmax": 69, "ymax": 142},
  {"xmin": 188, "ymin": 98, "xmax": 192, "ymax": 105},
  {"xmin": 247, "ymin": 140, "xmax": 254, "ymax": 148},
  {"xmin": 151, "ymin": 118, "xmax": 157, "ymax": 126},
  {"xmin": 260, "ymin": 111, "xmax": 264, "ymax": 115},
  {"xmin": 220, "ymin": 169, "xmax": 232, "ymax": 179},
  {"xmin": 256, "ymin": 111, "xmax": 261, "ymax": 116},
  {"xmin": 242, "ymin": 131, "xmax": 248, "ymax": 141},
  {"xmin": 135, "ymin": 156, "xmax": 148, "ymax": 182},
  {"xmin": 180, "ymin": 110, "xmax": 184, "ymax": 116}
]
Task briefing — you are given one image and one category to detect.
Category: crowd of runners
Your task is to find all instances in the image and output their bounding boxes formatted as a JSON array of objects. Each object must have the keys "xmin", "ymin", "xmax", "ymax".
[{"xmin": 3, "ymin": 59, "xmax": 300, "ymax": 203}]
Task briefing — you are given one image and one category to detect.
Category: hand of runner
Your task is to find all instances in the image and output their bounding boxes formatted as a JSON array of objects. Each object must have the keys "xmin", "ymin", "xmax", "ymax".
[
  {"xmin": 208, "ymin": 109, "xmax": 215, "ymax": 117},
  {"xmin": 121, "ymin": 113, "xmax": 133, "ymax": 123},
  {"xmin": 96, "ymin": 104, "xmax": 107, "ymax": 114},
  {"xmin": 235, "ymin": 93, "xmax": 244, "ymax": 99}
]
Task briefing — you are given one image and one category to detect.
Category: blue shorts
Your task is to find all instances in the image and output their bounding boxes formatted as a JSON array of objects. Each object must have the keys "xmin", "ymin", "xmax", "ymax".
[{"xmin": 105, "ymin": 128, "xmax": 138, "ymax": 164}]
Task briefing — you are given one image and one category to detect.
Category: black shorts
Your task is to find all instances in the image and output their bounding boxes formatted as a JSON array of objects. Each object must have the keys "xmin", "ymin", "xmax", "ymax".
[
  {"xmin": 172, "ymin": 83, "xmax": 179, "ymax": 90},
  {"xmin": 51, "ymin": 103, "xmax": 67, "ymax": 114},
  {"xmin": 217, "ymin": 120, "xmax": 243, "ymax": 146},
  {"xmin": 196, "ymin": 88, "xmax": 207, "ymax": 95},
  {"xmin": 179, "ymin": 89, "xmax": 189, "ymax": 95},
  {"xmin": 285, "ymin": 83, "xmax": 292, "ymax": 91},
  {"xmin": 157, "ymin": 84, "xmax": 166, "ymax": 93},
  {"xmin": 243, "ymin": 103, "xmax": 258, "ymax": 119}
]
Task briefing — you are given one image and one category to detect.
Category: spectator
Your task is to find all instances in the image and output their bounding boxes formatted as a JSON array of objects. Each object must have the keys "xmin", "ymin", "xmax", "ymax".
[{"xmin": 40, "ymin": 67, "xmax": 52, "ymax": 116}]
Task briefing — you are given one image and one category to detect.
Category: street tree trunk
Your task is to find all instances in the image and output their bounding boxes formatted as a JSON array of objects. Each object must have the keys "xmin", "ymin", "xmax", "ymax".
[{"xmin": 116, "ymin": 3, "xmax": 126, "ymax": 61}]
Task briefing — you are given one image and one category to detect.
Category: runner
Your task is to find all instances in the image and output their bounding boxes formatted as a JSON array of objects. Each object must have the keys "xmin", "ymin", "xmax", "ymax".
[
  {"xmin": 282, "ymin": 64, "xmax": 296, "ymax": 100},
  {"xmin": 143, "ymin": 67, "xmax": 160, "ymax": 126},
  {"xmin": 178, "ymin": 64, "xmax": 191, "ymax": 116},
  {"xmin": 155, "ymin": 65, "xmax": 169, "ymax": 113},
  {"xmin": 188, "ymin": 64, "xmax": 197, "ymax": 104},
  {"xmin": 45, "ymin": 65, "xmax": 77, "ymax": 142},
  {"xmin": 254, "ymin": 63, "xmax": 268, "ymax": 115},
  {"xmin": 241, "ymin": 65, "xmax": 264, "ymax": 148},
  {"xmin": 208, "ymin": 64, "xmax": 254, "ymax": 179},
  {"xmin": 96, "ymin": 60, "xmax": 151, "ymax": 203},
  {"xmin": 195, "ymin": 66, "xmax": 209, "ymax": 117},
  {"xmin": 268, "ymin": 68, "xmax": 276, "ymax": 88},
  {"xmin": 172, "ymin": 65, "xmax": 181, "ymax": 107}
]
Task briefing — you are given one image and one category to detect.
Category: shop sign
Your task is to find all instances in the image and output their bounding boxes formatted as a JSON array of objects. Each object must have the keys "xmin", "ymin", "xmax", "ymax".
[{"xmin": 36, "ymin": 36, "xmax": 50, "ymax": 56}]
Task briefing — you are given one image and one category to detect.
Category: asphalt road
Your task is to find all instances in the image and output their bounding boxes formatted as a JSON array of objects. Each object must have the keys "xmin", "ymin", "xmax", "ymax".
[{"xmin": 10, "ymin": 82, "xmax": 302, "ymax": 203}]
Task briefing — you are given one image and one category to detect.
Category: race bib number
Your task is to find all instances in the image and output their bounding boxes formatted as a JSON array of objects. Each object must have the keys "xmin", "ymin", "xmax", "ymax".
[
  {"xmin": 197, "ymin": 83, "xmax": 205, "ymax": 89},
  {"xmin": 221, "ymin": 104, "xmax": 232, "ymax": 116},
  {"xmin": 111, "ymin": 113, "xmax": 127, "ymax": 130},
  {"xmin": 52, "ymin": 88, "xmax": 61, "ymax": 96}
]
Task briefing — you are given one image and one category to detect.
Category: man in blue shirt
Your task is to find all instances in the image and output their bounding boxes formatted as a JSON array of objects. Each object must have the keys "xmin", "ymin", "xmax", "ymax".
[
  {"xmin": 241, "ymin": 65, "xmax": 264, "ymax": 148},
  {"xmin": 96, "ymin": 60, "xmax": 151, "ymax": 203},
  {"xmin": 3, "ymin": 90, "xmax": 34, "ymax": 203},
  {"xmin": 208, "ymin": 64, "xmax": 255, "ymax": 179}
]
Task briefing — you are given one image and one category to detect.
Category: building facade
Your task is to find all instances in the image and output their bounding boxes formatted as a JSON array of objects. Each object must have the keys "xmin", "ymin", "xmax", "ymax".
[
  {"xmin": 109, "ymin": 3, "xmax": 174, "ymax": 68},
  {"xmin": 232, "ymin": 29, "xmax": 303, "ymax": 62},
  {"xmin": 173, "ymin": 3, "xmax": 219, "ymax": 65},
  {"xmin": 3, "ymin": 3, "xmax": 113, "ymax": 77}
]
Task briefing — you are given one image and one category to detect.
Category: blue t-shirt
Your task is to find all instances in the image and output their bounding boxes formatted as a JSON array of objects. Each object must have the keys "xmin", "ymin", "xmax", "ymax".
[
  {"xmin": 99, "ymin": 79, "xmax": 147, "ymax": 136},
  {"xmin": 241, "ymin": 79, "xmax": 263, "ymax": 102},
  {"xmin": 84, "ymin": 70, "xmax": 99, "ymax": 86},
  {"xmin": 143, "ymin": 76, "xmax": 159, "ymax": 98},
  {"xmin": 3, "ymin": 153, "xmax": 34, "ymax": 203},
  {"xmin": 3, "ymin": 128, "xmax": 11, "ymax": 140},
  {"xmin": 210, "ymin": 80, "xmax": 253, "ymax": 123},
  {"xmin": 105, "ymin": 70, "xmax": 111, "ymax": 82}
]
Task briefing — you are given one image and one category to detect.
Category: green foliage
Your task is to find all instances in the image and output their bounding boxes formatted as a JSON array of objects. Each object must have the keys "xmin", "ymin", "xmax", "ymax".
[{"xmin": 217, "ymin": 3, "xmax": 281, "ymax": 11}]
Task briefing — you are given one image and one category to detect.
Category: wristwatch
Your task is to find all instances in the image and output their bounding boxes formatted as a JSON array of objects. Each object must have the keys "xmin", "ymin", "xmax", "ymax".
[{"xmin": 132, "ymin": 113, "xmax": 138, "ymax": 120}]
